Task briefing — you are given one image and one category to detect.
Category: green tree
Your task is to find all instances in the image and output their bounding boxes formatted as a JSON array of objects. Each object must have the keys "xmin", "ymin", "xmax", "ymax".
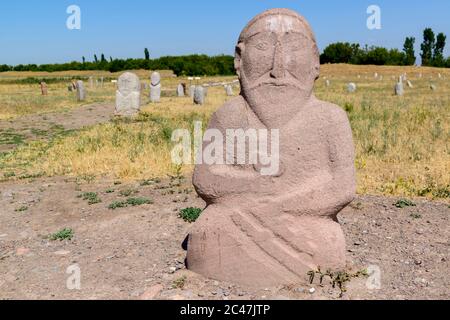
[
  {"xmin": 433, "ymin": 33, "xmax": 446, "ymax": 67},
  {"xmin": 101, "ymin": 54, "xmax": 106, "ymax": 62},
  {"xmin": 421, "ymin": 28, "xmax": 435, "ymax": 66},
  {"xmin": 82, "ymin": 56, "xmax": 86, "ymax": 64},
  {"xmin": 94, "ymin": 54, "xmax": 98, "ymax": 63},
  {"xmin": 403, "ymin": 37, "xmax": 416, "ymax": 65},
  {"xmin": 320, "ymin": 42, "xmax": 360, "ymax": 64},
  {"xmin": 144, "ymin": 48, "xmax": 150, "ymax": 60}
]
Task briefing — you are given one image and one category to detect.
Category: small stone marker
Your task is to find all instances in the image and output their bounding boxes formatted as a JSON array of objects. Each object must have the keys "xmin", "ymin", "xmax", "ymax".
[
  {"xmin": 193, "ymin": 86, "xmax": 205, "ymax": 105},
  {"xmin": 430, "ymin": 84, "xmax": 436, "ymax": 91},
  {"xmin": 395, "ymin": 77, "xmax": 404, "ymax": 96},
  {"xmin": 189, "ymin": 85, "xmax": 195, "ymax": 97},
  {"xmin": 88, "ymin": 76, "xmax": 94, "ymax": 89},
  {"xmin": 76, "ymin": 80, "xmax": 86, "ymax": 101},
  {"xmin": 325, "ymin": 80, "xmax": 330, "ymax": 87},
  {"xmin": 115, "ymin": 72, "xmax": 141, "ymax": 116},
  {"xmin": 374, "ymin": 72, "xmax": 378, "ymax": 78},
  {"xmin": 40, "ymin": 82, "xmax": 48, "ymax": 95},
  {"xmin": 225, "ymin": 84, "xmax": 234, "ymax": 96},
  {"xmin": 407, "ymin": 80, "xmax": 413, "ymax": 88},
  {"xmin": 150, "ymin": 72, "xmax": 161, "ymax": 103},
  {"xmin": 347, "ymin": 83, "xmax": 357, "ymax": 93},
  {"xmin": 177, "ymin": 83, "xmax": 185, "ymax": 97}
]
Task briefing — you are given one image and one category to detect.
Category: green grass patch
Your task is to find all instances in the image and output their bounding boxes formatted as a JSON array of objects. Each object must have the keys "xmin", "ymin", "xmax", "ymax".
[
  {"xmin": 49, "ymin": 228, "xmax": 74, "ymax": 241},
  {"xmin": 179, "ymin": 207, "xmax": 203, "ymax": 223}
]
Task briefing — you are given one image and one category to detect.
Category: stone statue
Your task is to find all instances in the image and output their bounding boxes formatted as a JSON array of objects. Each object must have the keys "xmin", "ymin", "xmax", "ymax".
[
  {"xmin": 115, "ymin": 72, "xmax": 141, "ymax": 116},
  {"xmin": 185, "ymin": 8, "xmax": 356, "ymax": 288}
]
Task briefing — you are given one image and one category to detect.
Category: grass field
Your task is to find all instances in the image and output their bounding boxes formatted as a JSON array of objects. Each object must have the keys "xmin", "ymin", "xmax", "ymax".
[{"xmin": 0, "ymin": 64, "xmax": 448, "ymax": 200}]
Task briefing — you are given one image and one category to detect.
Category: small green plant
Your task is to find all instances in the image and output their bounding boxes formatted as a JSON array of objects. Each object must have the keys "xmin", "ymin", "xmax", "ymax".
[
  {"xmin": 307, "ymin": 267, "xmax": 368, "ymax": 298},
  {"xmin": 179, "ymin": 207, "xmax": 203, "ymax": 223},
  {"xmin": 394, "ymin": 199, "xmax": 416, "ymax": 208},
  {"xmin": 140, "ymin": 178, "xmax": 161, "ymax": 186},
  {"xmin": 126, "ymin": 197, "xmax": 153, "ymax": 206},
  {"xmin": 49, "ymin": 228, "xmax": 74, "ymax": 241},
  {"xmin": 108, "ymin": 197, "xmax": 153, "ymax": 210},
  {"xmin": 172, "ymin": 276, "xmax": 187, "ymax": 289},
  {"xmin": 108, "ymin": 201, "xmax": 127, "ymax": 210},
  {"xmin": 105, "ymin": 188, "xmax": 115, "ymax": 194},
  {"xmin": 78, "ymin": 192, "xmax": 102, "ymax": 205},
  {"xmin": 15, "ymin": 206, "xmax": 28, "ymax": 212},
  {"xmin": 119, "ymin": 188, "xmax": 138, "ymax": 197},
  {"xmin": 344, "ymin": 103, "xmax": 354, "ymax": 113}
]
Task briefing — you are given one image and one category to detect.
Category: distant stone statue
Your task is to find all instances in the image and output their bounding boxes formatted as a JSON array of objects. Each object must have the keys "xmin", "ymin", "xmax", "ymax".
[
  {"xmin": 185, "ymin": 8, "xmax": 356, "ymax": 287},
  {"xmin": 347, "ymin": 82, "xmax": 357, "ymax": 93},
  {"xmin": 225, "ymin": 84, "xmax": 234, "ymax": 96},
  {"xmin": 76, "ymin": 80, "xmax": 86, "ymax": 101},
  {"xmin": 177, "ymin": 83, "xmax": 185, "ymax": 97},
  {"xmin": 193, "ymin": 86, "xmax": 205, "ymax": 105},
  {"xmin": 88, "ymin": 76, "xmax": 94, "ymax": 89},
  {"xmin": 189, "ymin": 85, "xmax": 195, "ymax": 97},
  {"xmin": 150, "ymin": 72, "xmax": 161, "ymax": 103},
  {"xmin": 40, "ymin": 82, "xmax": 48, "ymax": 95},
  {"xmin": 115, "ymin": 72, "xmax": 141, "ymax": 116},
  {"xmin": 395, "ymin": 77, "xmax": 404, "ymax": 96}
]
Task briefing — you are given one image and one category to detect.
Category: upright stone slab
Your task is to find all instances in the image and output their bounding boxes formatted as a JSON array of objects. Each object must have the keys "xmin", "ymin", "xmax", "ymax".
[
  {"xmin": 186, "ymin": 8, "xmax": 356, "ymax": 288},
  {"xmin": 347, "ymin": 82, "xmax": 357, "ymax": 93},
  {"xmin": 115, "ymin": 72, "xmax": 141, "ymax": 116},
  {"xmin": 88, "ymin": 76, "xmax": 94, "ymax": 89},
  {"xmin": 193, "ymin": 86, "xmax": 205, "ymax": 105},
  {"xmin": 76, "ymin": 81, "xmax": 86, "ymax": 101},
  {"xmin": 395, "ymin": 77, "xmax": 404, "ymax": 96},
  {"xmin": 177, "ymin": 83, "xmax": 185, "ymax": 97},
  {"xmin": 325, "ymin": 79, "xmax": 330, "ymax": 87},
  {"xmin": 189, "ymin": 85, "xmax": 195, "ymax": 97},
  {"xmin": 407, "ymin": 80, "xmax": 413, "ymax": 88},
  {"xmin": 225, "ymin": 84, "xmax": 234, "ymax": 96},
  {"xmin": 40, "ymin": 82, "xmax": 48, "ymax": 95},
  {"xmin": 150, "ymin": 72, "xmax": 161, "ymax": 103}
]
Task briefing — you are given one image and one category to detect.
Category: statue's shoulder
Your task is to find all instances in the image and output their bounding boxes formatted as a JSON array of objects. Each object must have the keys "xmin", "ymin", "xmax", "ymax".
[
  {"xmin": 209, "ymin": 95, "xmax": 248, "ymax": 129},
  {"xmin": 309, "ymin": 98, "xmax": 350, "ymax": 126}
]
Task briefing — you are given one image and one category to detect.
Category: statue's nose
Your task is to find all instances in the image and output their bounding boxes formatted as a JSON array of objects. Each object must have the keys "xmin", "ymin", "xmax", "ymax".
[{"xmin": 270, "ymin": 42, "xmax": 285, "ymax": 79}]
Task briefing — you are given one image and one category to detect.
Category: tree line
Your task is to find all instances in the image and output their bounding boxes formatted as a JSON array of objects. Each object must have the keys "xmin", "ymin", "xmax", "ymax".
[
  {"xmin": 320, "ymin": 28, "xmax": 448, "ymax": 67},
  {"xmin": 0, "ymin": 50, "xmax": 235, "ymax": 76},
  {"xmin": 0, "ymin": 28, "xmax": 449, "ymax": 75}
]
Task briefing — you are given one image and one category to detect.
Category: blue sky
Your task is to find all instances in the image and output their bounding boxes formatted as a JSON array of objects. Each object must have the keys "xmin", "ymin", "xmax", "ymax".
[{"xmin": 0, "ymin": 0, "xmax": 449, "ymax": 65}]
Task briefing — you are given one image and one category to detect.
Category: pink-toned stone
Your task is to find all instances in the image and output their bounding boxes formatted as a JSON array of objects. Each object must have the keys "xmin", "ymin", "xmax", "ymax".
[
  {"xmin": 140, "ymin": 284, "xmax": 164, "ymax": 300},
  {"xmin": 185, "ymin": 8, "xmax": 356, "ymax": 288},
  {"xmin": 40, "ymin": 82, "xmax": 48, "ymax": 96},
  {"xmin": 16, "ymin": 247, "xmax": 30, "ymax": 256}
]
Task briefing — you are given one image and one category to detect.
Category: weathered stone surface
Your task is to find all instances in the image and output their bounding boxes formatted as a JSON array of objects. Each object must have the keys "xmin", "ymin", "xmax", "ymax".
[
  {"xmin": 407, "ymin": 80, "xmax": 413, "ymax": 88},
  {"xmin": 189, "ymin": 85, "xmax": 195, "ymax": 97},
  {"xmin": 177, "ymin": 83, "xmax": 185, "ymax": 97},
  {"xmin": 40, "ymin": 82, "xmax": 48, "ymax": 95},
  {"xmin": 225, "ymin": 85, "xmax": 234, "ymax": 96},
  {"xmin": 150, "ymin": 72, "xmax": 161, "ymax": 103},
  {"xmin": 193, "ymin": 86, "xmax": 205, "ymax": 105},
  {"xmin": 115, "ymin": 72, "xmax": 141, "ymax": 116},
  {"xmin": 347, "ymin": 82, "xmax": 357, "ymax": 93},
  {"xmin": 88, "ymin": 76, "xmax": 94, "ymax": 89},
  {"xmin": 76, "ymin": 81, "xmax": 86, "ymax": 101},
  {"xmin": 186, "ymin": 8, "xmax": 356, "ymax": 288},
  {"xmin": 395, "ymin": 77, "xmax": 404, "ymax": 96}
]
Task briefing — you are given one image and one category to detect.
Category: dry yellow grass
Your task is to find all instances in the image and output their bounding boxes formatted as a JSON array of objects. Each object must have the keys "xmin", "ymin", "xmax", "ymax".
[{"xmin": 0, "ymin": 65, "xmax": 448, "ymax": 199}]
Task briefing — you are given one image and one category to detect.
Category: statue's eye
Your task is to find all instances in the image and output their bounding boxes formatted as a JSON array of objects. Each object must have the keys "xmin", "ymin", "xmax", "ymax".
[{"xmin": 255, "ymin": 42, "xmax": 269, "ymax": 51}]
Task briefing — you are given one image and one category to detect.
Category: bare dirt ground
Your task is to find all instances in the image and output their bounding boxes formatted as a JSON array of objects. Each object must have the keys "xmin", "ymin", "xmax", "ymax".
[
  {"xmin": 0, "ymin": 103, "xmax": 114, "ymax": 153},
  {"xmin": 0, "ymin": 175, "xmax": 448, "ymax": 300}
]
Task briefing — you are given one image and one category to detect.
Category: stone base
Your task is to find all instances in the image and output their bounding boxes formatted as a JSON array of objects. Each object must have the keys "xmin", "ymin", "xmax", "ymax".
[{"xmin": 186, "ymin": 205, "xmax": 346, "ymax": 288}]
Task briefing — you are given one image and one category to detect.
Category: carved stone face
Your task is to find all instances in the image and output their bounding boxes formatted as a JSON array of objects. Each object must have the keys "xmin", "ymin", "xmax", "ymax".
[
  {"xmin": 236, "ymin": 9, "xmax": 320, "ymax": 128},
  {"xmin": 118, "ymin": 72, "xmax": 140, "ymax": 96}
]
